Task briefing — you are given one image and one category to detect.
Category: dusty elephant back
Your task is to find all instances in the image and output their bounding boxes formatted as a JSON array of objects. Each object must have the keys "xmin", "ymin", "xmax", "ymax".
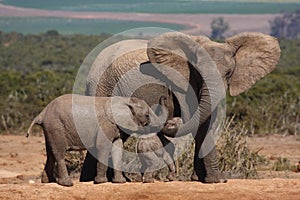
[
  {"xmin": 86, "ymin": 40, "xmax": 148, "ymax": 96},
  {"xmin": 39, "ymin": 95, "xmax": 110, "ymax": 149}
]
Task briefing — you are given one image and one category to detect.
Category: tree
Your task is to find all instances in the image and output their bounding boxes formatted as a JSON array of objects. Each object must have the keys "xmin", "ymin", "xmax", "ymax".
[
  {"xmin": 270, "ymin": 9, "xmax": 300, "ymax": 39},
  {"xmin": 210, "ymin": 17, "xmax": 229, "ymax": 39}
]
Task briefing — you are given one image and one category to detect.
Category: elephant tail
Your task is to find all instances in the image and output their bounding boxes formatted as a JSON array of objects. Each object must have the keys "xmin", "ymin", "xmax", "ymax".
[{"xmin": 26, "ymin": 109, "xmax": 45, "ymax": 138}]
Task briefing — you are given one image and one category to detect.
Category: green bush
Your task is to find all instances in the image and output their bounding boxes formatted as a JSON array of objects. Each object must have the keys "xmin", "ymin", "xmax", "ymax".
[
  {"xmin": 0, "ymin": 70, "xmax": 75, "ymax": 132},
  {"xmin": 227, "ymin": 76, "xmax": 300, "ymax": 135},
  {"xmin": 0, "ymin": 32, "xmax": 108, "ymax": 133}
]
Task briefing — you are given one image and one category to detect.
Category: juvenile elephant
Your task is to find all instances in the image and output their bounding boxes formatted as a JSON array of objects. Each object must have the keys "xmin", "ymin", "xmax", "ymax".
[
  {"xmin": 85, "ymin": 32, "xmax": 281, "ymax": 183},
  {"xmin": 27, "ymin": 94, "xmax": 168, "ymax": 186},
  {"xmin": 137, "ymin": 117, "xmax": 182, "ymax": 183}
]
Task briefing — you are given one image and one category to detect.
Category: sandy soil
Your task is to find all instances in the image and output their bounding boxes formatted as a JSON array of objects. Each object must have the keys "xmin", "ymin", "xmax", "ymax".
[
  {"xmin": 1, "ymin": 179, "xmax": 300, "ymax": 200},
  {"xmin": 0, "ymin": 134, "xmax": 299, "ymax": 199},
  {"xmin": 0, "ymin": 3, "xmax": 279, "ymax": 35}
]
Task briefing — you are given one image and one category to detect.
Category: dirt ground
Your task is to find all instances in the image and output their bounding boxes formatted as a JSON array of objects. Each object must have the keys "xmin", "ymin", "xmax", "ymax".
[{"xmin": 0, "ymin": 134, "xmax": 299, "ymax": 200}]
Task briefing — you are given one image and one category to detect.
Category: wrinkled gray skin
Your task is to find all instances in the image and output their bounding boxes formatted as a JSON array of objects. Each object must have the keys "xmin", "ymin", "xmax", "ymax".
[
  {"xmin": 137, "ymin": 117, "xmax": 182, "ymax": 183},
  {"xmin": 85, "ymin": 32, "xmax": 281, "ymax": 183},
  {"xmin": 27, "ymin": 94, "xmax": 168, "ymax": 186}
]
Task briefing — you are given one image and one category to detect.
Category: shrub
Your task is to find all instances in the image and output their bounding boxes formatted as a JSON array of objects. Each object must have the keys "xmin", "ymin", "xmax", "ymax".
[
  {"xmin": 65, "ymin": 151, "xmax": 86, "ymax": 179},
  {"xmin": 272, "ymin": 157, "xmax": 295, "ymax": 171},
  {"xmin": 217, "ymin": 117, "xmax": 266, "ymax": 179},
  {"xmin": 121, "ymin": 116, "xmax": 264, "ymax": 181},
  {"xmin": 227, "ymin": 67, "xmax": 300, "ymax": 135}
]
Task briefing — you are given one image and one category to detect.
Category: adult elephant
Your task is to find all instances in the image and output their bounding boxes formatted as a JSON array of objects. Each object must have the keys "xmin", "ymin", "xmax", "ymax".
[{"xmin": 83, "ymin": 32, "xmax": 280, "ymax": 183}]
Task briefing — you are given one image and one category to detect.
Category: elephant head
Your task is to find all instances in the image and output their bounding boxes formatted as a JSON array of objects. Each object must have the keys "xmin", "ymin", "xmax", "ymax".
[
  {"xmin": 104, "ymin": 96, "xmax": 168, "ymax": 133},
  {"xmin": 145, "ymin": 32, "xmax": 281, "ymax": 137},
  {"xmin": 162, "ymin": 117, "xmax": 183, "ymax": 136}
]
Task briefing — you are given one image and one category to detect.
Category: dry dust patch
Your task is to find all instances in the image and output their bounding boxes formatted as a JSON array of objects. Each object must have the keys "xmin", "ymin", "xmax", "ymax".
[{"xmin": 0, "ymin": 134, "xmax": 299, "ymax": 199}]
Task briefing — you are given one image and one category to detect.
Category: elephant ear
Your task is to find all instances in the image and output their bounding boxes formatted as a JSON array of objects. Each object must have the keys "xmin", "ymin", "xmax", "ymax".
[
  {"xmin": 147, "ymin": 32, "xmax": 195, "ymax": 92},
  {"xmin": 226, "ymin": 32, "xmax": 281, "ymax": 96},
  {"xmin": 104, "ymin": 97, "xmax": 140, "ymax": 132}
]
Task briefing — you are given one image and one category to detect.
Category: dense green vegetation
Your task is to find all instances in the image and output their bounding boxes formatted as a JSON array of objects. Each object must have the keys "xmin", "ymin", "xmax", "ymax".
[
  {"xmin": 0, "ymin": 31, "xmax": 107, "ymax": 132},
  {"xmin": 0, "ymin": 31, "xmax": 299, "ymax": 135}
]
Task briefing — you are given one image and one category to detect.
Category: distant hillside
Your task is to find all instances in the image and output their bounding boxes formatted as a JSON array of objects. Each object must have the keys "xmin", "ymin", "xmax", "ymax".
[{"xmin": 1, "ymin": 0, "xmax": 299, "ymax": 14}]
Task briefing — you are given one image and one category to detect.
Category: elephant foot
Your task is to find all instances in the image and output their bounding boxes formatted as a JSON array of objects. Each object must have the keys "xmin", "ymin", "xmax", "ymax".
[
  {"xmin": 41, "ymin": 176, "xmax": 56, "ymax": 183},
  {"xmin": 41, "ymin": 171, "xmax": 56, "ymax": 183},
  {"xmin": 135, "ymin": 174, "xmax": 143, "ymax": 182},
  {"xmin": 57, "ymin": 177, "xmax": 73, "ymax": 187},
  {"xmin": 112, "ymin": 175, "xmax": 126, "ymax": 184},
  {"xmin": 190, "ymin": 171, "xmax": 199, "ymax": 181},
  {"xmin": 143, "ymin": 172, "xmax": 154, "ymax": 183},
  {"xmin": 94, "ymin": 176, "xmax": 108, "ymax": 184},
  {"xmin": 204, "ymin": 172, "xmax": 227, "ymax": 183},
  {"xmin": 166, "ymin": 172, "xmax": 175, "ymax": 181},
  {"xmin": 143, "ymin": 177, "xmax": 154, "ymax": 183}
]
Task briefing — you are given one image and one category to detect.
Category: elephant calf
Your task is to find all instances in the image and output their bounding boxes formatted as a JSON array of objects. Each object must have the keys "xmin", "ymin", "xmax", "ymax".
[
  {"xmin": 137, "ymin": 117, "xmax": 182, "ymax": 183},
  {"xmin": 27, "ymin": 94, "xmax": 168, "ymax": 186}
]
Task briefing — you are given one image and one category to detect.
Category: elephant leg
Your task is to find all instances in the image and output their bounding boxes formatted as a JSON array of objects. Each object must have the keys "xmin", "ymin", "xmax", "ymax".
[
  {"xmin": 94, "ymin": 132, "xmax": 112, "ymax": 184},
  {"xmin": 51, "ymin": 149, "xmax": 73, "ymax": 186},
  {"xmin": 202, "ymin": 146, "xmax": 227, "ymax": 183},
  {"xmin": 143, "ymin": 166, "xmax": 155, "ymax": 183},
  {"xmin": 138, "ymin": 155, "xmax": 147, "ymax": 182},
  {"xmin": 191, "ymin": 118, "xmax": 209, "ymax": 182},
  {"xmin": 111, "ymin": 138, "xmax": 126, "ymax": 183},
  {"xmin": 162, "ymin": 151, "xmax": 176, "ymax": 181},
  {"xmin": 191, "ymin": 136, "xmax": 205, "ymax": 182},
  {"xmin": 139, "ymin": 153, "xmax": 156, "ymax": 183},
  {"xmin": 143, "ymin": 171, "xmax": 154, "ymax": 183},
  {"xmin": 45, "ymin": 132, "xmax": 73, "ymax": 186},
  {"xmin": 56, "ymin": 157, "xmax": 73, "ymax": 186},
  {"xmin": 191, "ymin": 114, "xmax": 211, "ymax": 182},
  {"xmin": 41, "ymin": 141, "xmax": 56, "ymax": 183},
  {"xmin": 80, "ymin": 150, "xmax": 97, "ymax": 182},
  {"xmin": 53, "ymin": 145, "xmax": 73, "ymax": 186},
  {"xmin": 94, "ymin": 161, "xmax": 109, "ymax": 184},
  {"xmin": 192, "ymin": 113, "xmax": 227, "ymax": 183},
  {"xmin": 192, "ymin": 146, "xmax": 224, "ymax": 183}
]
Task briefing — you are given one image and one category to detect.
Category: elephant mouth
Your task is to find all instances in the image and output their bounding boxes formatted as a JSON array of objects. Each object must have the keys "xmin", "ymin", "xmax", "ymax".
[{"xmin": 142, "ymin": 121, "xmax": 149, "ymax": 126}]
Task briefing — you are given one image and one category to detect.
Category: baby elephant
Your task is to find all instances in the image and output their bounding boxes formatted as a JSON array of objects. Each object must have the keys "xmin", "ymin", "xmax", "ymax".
[
  {"xmin": 137, "ymin": 117, "xmax": 182, "ymax": 183},
  {"xmin": 27, "ymin": 94, "xmax": 168, "ymax": 186}
]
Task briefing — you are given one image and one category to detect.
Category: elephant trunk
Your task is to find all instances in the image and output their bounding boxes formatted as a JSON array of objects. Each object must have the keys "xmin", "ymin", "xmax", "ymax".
[
  {"xmin": 148, "ymin": 96, "xmax": 169, "ymax": 132},
  {"xmin": 179, "ymin": 47, "xmax": 226, "ymax": 137},
  {"xmin": 165, "ymin": 83, "xmax": 212, "ymax": 137}
]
